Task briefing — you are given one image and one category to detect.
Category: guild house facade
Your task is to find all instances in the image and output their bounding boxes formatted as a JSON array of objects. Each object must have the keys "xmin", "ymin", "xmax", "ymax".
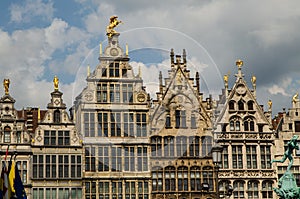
[{"xmin": 0, "ymin": 16, "xmax": 297, "ymax": 199}]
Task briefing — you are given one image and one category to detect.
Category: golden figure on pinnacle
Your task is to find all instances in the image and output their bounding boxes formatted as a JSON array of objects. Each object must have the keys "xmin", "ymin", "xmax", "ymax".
[
  {"xmin": 3, "ymin": 79, "xmax": 10, "ymax": 95},
  {"xmin": 106, "ymin": 16, "xmax": 122, "ymax": 38}
]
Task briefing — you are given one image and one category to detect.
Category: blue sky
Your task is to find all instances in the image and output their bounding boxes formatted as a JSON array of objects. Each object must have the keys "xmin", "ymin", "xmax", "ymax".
[{"xmin": 0, "ymin": 0, "xmax": 300, "ymax": 116}]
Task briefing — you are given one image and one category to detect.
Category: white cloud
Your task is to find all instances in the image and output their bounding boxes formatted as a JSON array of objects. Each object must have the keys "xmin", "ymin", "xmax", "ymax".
[
  {"xmin": 268, "ymin": 85, "xmax": 289, "ymax": 96},
  {"xmin": 10, "ymin": 0, "xmax": 54, "ymax": 23}
]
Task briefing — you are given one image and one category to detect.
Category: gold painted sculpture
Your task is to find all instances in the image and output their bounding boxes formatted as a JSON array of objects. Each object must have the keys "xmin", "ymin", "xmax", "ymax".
[
  {"xmin": 223, "ymin": 75, "xmax": 228, "ymax": 84},
  {"xmin": 268, "ymin": 99, "xmax": 272, "ymax": 109},
  {"xmin": 106, "ymin": 16, "xmax": 122, "ymax": 38},
  {"xmin": 3, "ymin": 79, "xmax": 10, "ymax": 95},
  {"xmin": 251, "ymin": 75, "xmax": 256, "ymax": 84},
  {"xmin": 236, "ymin": 59, "xmax": 243, "ymax": 68},
  {"xmin": 293, "ymin": 92, "xmax": 299, "ymax": 103},
  {"xmin": 53, "ymin": 76, "xmax": 59, "ymax": 91}
]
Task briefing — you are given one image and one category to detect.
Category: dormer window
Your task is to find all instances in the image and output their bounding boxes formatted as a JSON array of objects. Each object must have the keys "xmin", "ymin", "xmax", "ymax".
[
  {"xmin": 4, "ymin": 126, "xmax": 11, "ymax": 143},
  {"xmin": 165, "ymin": 114, "xmax": 171, "ymax": 128},
  {"xmin": 229, "ymin": 101, "xmax": 235, "ymax": 110},
  {"xmin": 244, "ymin": 117, "xmax": 255, "ymax": 131},
  {"xmin": 109, "ymin": 62, "xmax": 120, "ymax": 77},
  {"xmin": 248, "ymin": 101, "xmax": 254, "ymax": 110},
  {"xmin": 238, "ymin": 100, "xmax": 244, "ymax": 110},
  {"xmin": 54, "ymin": 110, "xmax": 61, "ymax": 123},
  {"xmin": 229, "ymin": 117, "xmax": 241, "ymax": 131},
  {"xmin": 175, "ymin": 110, "xmax": 186, "ymax": 128}
]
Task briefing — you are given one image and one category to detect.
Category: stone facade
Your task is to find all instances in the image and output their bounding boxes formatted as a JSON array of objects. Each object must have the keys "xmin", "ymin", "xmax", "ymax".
[
  {"xmin": 214, "ymin": 63, "xmax": 277, "ymax": 198},
  {"xmin": 73, "ymin": 33, "xmax": 151, "ymax": 199}
]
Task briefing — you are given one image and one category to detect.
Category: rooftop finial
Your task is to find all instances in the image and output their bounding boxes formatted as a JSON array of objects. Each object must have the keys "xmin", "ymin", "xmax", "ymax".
[
  {"xmin": 3, "ymin": 78, "xmax": 10, "ymax": 95},
  {"xmin": 236, "ymin": 59, "xmax": 243, "ymax": 68},
  {"xmin": 106, "ymin": 16, "xmax": 122, "ymax": 38},
  {"xmin": 53, "ymin": 76, "xmax": 59, "ymax": 91}
]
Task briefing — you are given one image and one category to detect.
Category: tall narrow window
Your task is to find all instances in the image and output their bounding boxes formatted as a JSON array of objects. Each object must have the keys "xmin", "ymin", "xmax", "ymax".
[
  {"xmin": 178, "ymin": 167, "xmax": 188, "ymax": 191},
  {"xmin": 261, "ymin": 146, "xmax": 271, "ymax": 169},
  {"xmin": 236, "ymin": 121, "xmax": 240, "ymax": 131},
  {"xmin": 124, "ymin": 113, "xmax": 134, "ymax": 137},
  {"xmin": 238, "ymin": 100, "xmax": 244, "ymax": 110},
  {"xmin": 151, "ymin": 137, "xmax": 162, "ymax": 157},
  {"xmin": 98, "ymin": 146, "xmax": 109, "ymax": 172},
  {"xmin": 54, "ymin": 110, "xmax": 60, "ymax": 123},
  {"xmin": 152, "ymin": 167, "xmax": 163, "ymax": 191},
  {"xmin": 85, "ymin": 181, "xmax": 96, "ymax": 199},
  {"xmin": 232, "ymin": 145, "xmax": 243, "ymax": 169},
  {"xmin": 191, "ymin": 114, "xmax": 196, "ymax": 128},
  {"xmin": 122, "ymin": 84, "xmax": 133, "ymax": 103},
  {"xmin": 137, "ymin": 147, "xmax": 148, "ymax": 171},
  {"xmin": 164, "ymin": 137, "xmax": 175, "ymax": 157},
  {"xmin": 201, "ymin": 136, "xmax": 212, "ymax": 157},
  {"xmin": 248, "ymin": 181, "xmax": 259, "ymax": 198},
  {"xmin": 84, "ymin": 113, "xmax": 95, "ymax": 137},
  {"xmin": 262, "ymin": 181, "xmax": 273, "ymax": 198},
  {"xmin": 175, "ymin": 110, "xmax": 186, "ymax": 128},
  {"xmin": 221, "ymin": 146, "xmax": 229, "ymax": 169},
  {"xmin": 4, "ymin": 126, "xmax": 11, "ymax": 143},
  {"xmin": 233, "ymin": 181, "xmax": 245, "ymax": 198},
  {"xmin": 136, "ymin": 113, "xmax": 147, "ymax": 137},
  {"xmin": 176, "ymin": 136, "xmax": 187, "ymax": 157},
  {"xmin": 203, "ymin": 168, "xmax": 214, "ymax": 191},
  {"xmin": 189, "ymin": 137, "xmax": 200, "ymax": 157},
  {"xmin": 99, "ymin": 182, "xmax": 110, "ymax": 199},
  {"xmin": 246, "ymin": 146, "xmax": 257, "ymax": 169},
  {"xmin": 111, "ymin": 112, "xmax": 121, "ymax": 137},
  {"xmin": 98, "ymin": 112, "xmax": 108, "ymax": 137},
  {"xmin": 165, "ymin": 167, "xmax": 176, "ymax": 191},
  {"xmin": 111, "ymin": 147, "xmax": 122, "ymax": 171},
  {"xmin": 16, "ymin": 131, "xmax": 21, "ymax": 143},
  {"xmin": 124, "ymin": 147, "xmax": 135, "ymax": 171},
  {"xmin": 165, "ymin": 114, "xmax": 171, "ymax": 128},
  {"xmin": 229, "ymin": 101, "xmax": 235, "ymax": 110},
  {"xmin": 85, "ymin": 147, "xmax": 96, "ymax": 172},
  {"xmin": 190, "ymin": 166, "xmax": 201, "ymax": 191},
  {"xmin": 248, "ymin": 101, "xmax": 254, "ymax": 110}
]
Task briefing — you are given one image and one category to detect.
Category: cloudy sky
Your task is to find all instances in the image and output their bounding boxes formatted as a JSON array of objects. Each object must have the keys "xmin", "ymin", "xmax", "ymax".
[{"xmin": 0, "ymin": 0, "xmax": 299, "ymax": 116}]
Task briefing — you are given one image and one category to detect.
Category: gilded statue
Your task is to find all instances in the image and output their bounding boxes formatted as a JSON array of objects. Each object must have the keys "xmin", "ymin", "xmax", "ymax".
[
  {"xmin": 53, "ymin": 76, "xmax": 59, "ymax": 91},
  {"xmin": 251, "ymin": 75, "xmax": 256, "ymax": 85},
  {"xmin": 106, "ymin": 16, "xmax": 122, "ymax": 38},
  {"xmin": 292, "ymin": 92, "xmax": 299, "ymax": 103},
  {"xmin": 223, "ymin": 75, "xmax": 228, "ymax": 84},
  {"xmin": 236, "ymin": 59, "xmax": 243, "ymax": 68},
  {"xmin": 3, "ymin": 79, "xmax": 10, "ymax": 95},
  {"xmin": 268, "ymin": 99, "xmax": 272, "ymax": 109}
]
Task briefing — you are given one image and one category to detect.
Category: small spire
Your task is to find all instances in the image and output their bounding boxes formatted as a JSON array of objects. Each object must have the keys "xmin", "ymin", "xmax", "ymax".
[
  {"xmin": 196, "ymin": 72, "xmax": 200, "ymax": 93},
  {"xmin": 126, "ymin": 43, "xmax": 128, "ymax": 56},
  {"xmin": 138, "ymin": 65, "xmax": 141, "ymax": 78},
  {"xmin": 87, "ymin": 65, "xmax": 90, "ymax": 76},
  {"xmin": 183, "ymin": 49, "xmax": 186, "ymax": 63},
  {"xmin": 159, "ymin": 71, "xmax": 163, "ymax": 93},
  {"xmin": 99, "ymin": 43, "xmax": 102, "ymax": 55},
  {"xmin": 38, "ymin": 107, "xmax": 41, "ymax": 121},
  {"xmin": 170, "ymin": 49, "xmax": 174, "ymax": 65}
]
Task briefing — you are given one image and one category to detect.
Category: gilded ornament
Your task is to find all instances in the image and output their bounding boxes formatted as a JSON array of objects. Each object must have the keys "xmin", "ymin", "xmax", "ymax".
[
  {"xmin": 3, "ymin": 78, "xmax": 10, "ymax": 95},
  {"xmin": 106, "ymin": 16, "xmax": 122, "ymax": 38},
  {"xmin": 53, "ymin": 76, "xmax": 59, "ymax": 91}
]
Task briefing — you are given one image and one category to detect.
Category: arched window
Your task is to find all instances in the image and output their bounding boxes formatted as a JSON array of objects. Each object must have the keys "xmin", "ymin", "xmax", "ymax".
[
  {"xmin": 248, "ymin": 101, "xmax": 254, "ymax": 110},
  {"xmin": 229, "ymin": 117, "xmax": 241, "ymax": 132},
  {"xmin": 54, "ymin": 110, "xmax": 61, "ymax": 123},
  {"xmin": 248, "ymin": 181, "xmax": 259, "ymax": 198},
  {"xmin": 190, "ymin": 166, "xmax": 201, "ymax": 191},
  {"xmin": 175, "ymin": 110, "xmax": 186, "ymax": 128},
  {"xmin": 152, "ymin": 167, "xmax": 163, "ymax": 191},
  {"xmin": 203, "ymin": 167, "xmax": 214, "ymax": 191},
  {"xmin": 244, "ymin": 117, "xmax": 255, "ymax": 131},
  {"xmin": 233, "ymin": 181, "xmax": 245, "ymax": 198},
  {"xmin": 219, "ymin": 181, "xmax": 231, "ymax": 198},
  {"xmin": 262, "ymin": 181, "xmax": 273, "ymax": 198},
  {"xmin": 238, "ymin": 100, "xmax": 244, "ymax": 110},
  {"xmin": 229, "ymin": 101, "xmax": 235, "ymax": 110},
  {"xmin": 236, "ymin": 121, "xmax": 240, "ymax": 131},
  {"xmin": 165, "ymin": 114, "xmax": 171, "ymax": 128},
  {"xmin": 4, "ymin": 126, "xmax": 11, "ymax": 143},
  {"xmin": 165, "ymin": 166, "xmax": 176, "ymax": 191},
  {"xmin": 178, "ymin": 166, "xmax": 188, "ymax": 191},
  {"xmin": 151, "ymin": 136, "xmax": 162, "ymax": 157},
  {"xmin": 164, "ymin": 136, "xmax": 175, "ymax": 157},
  {"xmin": 191, "ymin": 114, "xmax": 196, "ymax": 128},
  {"xmin": 201, "ymin": 136, "xmax": 212, "ymax": 157}
]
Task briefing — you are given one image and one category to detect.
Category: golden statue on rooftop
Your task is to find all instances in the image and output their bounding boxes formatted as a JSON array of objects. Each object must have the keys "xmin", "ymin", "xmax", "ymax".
[
  {"xmin": 223, "ymin": 74, "xmax": 228, "ymax": 84},
  {"xmin": 236, "ymin": 59, "xmax": 243, "ymax": 68},
  {"xmin": 292, "ymin": 92, "xmax": 299, "ymax": 103},
  {"xmin": 3, "ymin": 79, "xmax": 10, "ymax": 95},
  {"xmin": 53, "ymin": 76, "xmax": 59, "ymax": 91},
  {"xmin": 106, "ymin": 16, "xmax": 122, "ymax": 38},
  {"xmin": 251, "ymin": 75, "xmax": 256, "ymax": 85}
]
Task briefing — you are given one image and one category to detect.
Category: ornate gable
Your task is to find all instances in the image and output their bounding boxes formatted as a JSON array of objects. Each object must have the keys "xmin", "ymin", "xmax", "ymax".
[
  {"xmin": 150, "ymin": 49, "xmax": 213, "ymax": 136},
  {"xmin": 215, "ymin": 60, "xmax": 273, "ymax": 133}
]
